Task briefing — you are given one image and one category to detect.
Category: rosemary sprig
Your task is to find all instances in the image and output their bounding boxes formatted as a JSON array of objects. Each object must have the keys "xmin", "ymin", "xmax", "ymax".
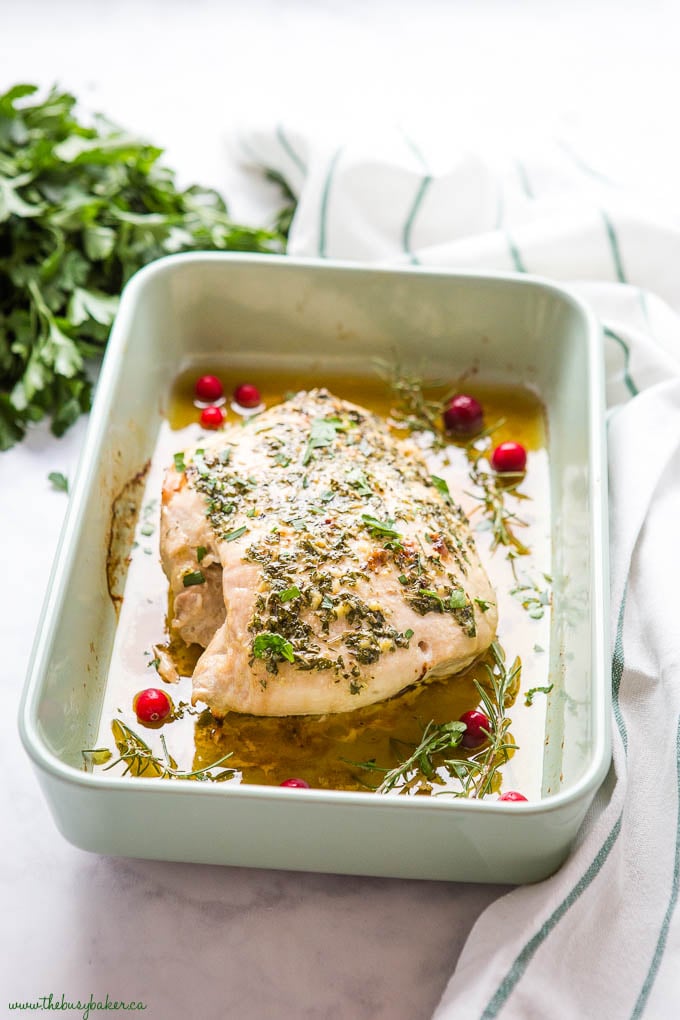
[
  {"xmin": 451, "ymin": 643, "xmax": 521, "ymax": 798},
  {"xmin": 352, "ymin": 720, "xmax": 467, "ymax": 794},
  {"xmin": 82, "ymin": 720, "xmax": 235, "ymax": 782},
  {"xmin": 350, "ymin": 643, "xmax": 521, "ymax": 799}
]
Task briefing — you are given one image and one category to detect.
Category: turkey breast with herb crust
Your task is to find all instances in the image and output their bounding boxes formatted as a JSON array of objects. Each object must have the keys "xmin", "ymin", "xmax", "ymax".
[{"xmin": 160, "ymin": 389, "xmax": 497, "ymax": 717}]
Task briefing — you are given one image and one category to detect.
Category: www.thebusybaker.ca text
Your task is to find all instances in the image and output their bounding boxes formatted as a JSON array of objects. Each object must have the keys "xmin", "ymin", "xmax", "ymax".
[{"xmin": 8, "ymin": 993, "xmax": 147, "ymax": 1020}]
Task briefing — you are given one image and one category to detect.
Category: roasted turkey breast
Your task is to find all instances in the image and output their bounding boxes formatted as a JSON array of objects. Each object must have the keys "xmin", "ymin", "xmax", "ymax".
[{"xmin": 160, "ymin": 389, "xmax": 497, "ymax": 716}]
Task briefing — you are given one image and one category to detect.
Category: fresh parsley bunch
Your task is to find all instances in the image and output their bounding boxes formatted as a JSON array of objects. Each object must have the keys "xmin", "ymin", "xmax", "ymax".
[{"xmin": 0, "ymin": 83, "xmax": 289, "ymax": 450}]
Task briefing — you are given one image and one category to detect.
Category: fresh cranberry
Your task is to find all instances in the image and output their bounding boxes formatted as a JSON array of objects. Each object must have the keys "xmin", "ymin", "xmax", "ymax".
[
  {"xmin": 134, "ymin": 688, "xmax": 173, "ymax": 725},
  {"xmin": 443, "ymin": 394, "xmax": 484, "ymax": 436},
  {"xmin": 200, "ymin": 405, "xmax": 225, "ymax": 429},
  {"xmin": 490, "ymin": 441, "xmax": 527, "ymax": 474},
  {"xmin": 279, "ymin": 778, "xmax": 310, "ymax": 788},
  {"xmin": 233, "ymin": 383, "xmax": 261, "ymax": 409},
  {"xmin": 459, "ymin": 709, "xmax": 492, "ymax": 748},
  {"xmin": 195, "ymin": 374, "xmax": 224, "ymax": 403},
  {"xmin": 499, "ymin": 791, "xmax": 528, "ymax": 802}
]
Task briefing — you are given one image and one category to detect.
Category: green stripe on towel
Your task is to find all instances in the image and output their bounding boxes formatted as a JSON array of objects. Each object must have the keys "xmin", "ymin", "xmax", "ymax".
[
  {"xmin": 482, "ymin": 588, "xmax": 629, "ymax": 1018},
  {"xmin": 631, "ymin": 715, "xmax": 680, "ymax": 1018},
  {"xmin": 481, "ymin": 815, "xmax": 623, "ymax": 1019},
  {"xmin": 604, "ymin": 326, "xmax": 639, "ymax": 398},
  {"xmin": 276, "ymin": 123, "xmax": 307, "ymax": 176},
  {"xmin": 611, "ymin": 580, "xmax": 630, "ymax": 753},
  {"xmin": 515, "ymin": 161, "xmax": 534, "ymax": 199},
  {"xmin": 401, "ymin": 134, "xmax": 431, "ymax": 265},
  {"xmin": 318, "ymin": 147, "xmax": 342, "ymax": 258},
  {"xmin": 506, "ymin": 232, "xmax": 527, "ymax": 273},
  {"xmin": 403, "ymin": 175, "xmax": 432, "ymax": 265},
  {"xmin": 556, "ymin": 139, "xmax": 614, "ymax": 185},
  {"xmin": 602, "ymin": 211, "xmax": 627, "ymax": 283}
]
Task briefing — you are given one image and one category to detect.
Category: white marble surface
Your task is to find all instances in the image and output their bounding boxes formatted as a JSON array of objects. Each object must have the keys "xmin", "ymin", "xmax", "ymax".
[{"xmin": 2, "ymin": 1, "xmax": 680, "ymax": 1017}]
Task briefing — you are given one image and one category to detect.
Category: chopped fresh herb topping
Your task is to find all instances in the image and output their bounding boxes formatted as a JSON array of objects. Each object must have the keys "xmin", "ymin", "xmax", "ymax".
[
  {"xmin": 279, "ymin": 586, "xmax": 302, "ymax": 603},
  {"xmin": 173, "ymin": 452, "xmax": 186, "ymax": 472},
  {"xmin": 524, "ymin": 683, "xmax": 554, "ymax": 706},
  {"xmin": 224, "ymin": 525, "xmax": 248, "ymax": 542},
  {"xmin": 417, "ymin": 587, "xmax": 466, "ymax": 610},
  {"xmin": 431, "ymin": 475, "xmax": 452, "ymax": 501},
  {"xmin": 346, "ymin": 467, "xmax": 373, "ymax": 496},
  {"xmin": 404, "ymin": 628, "xmax": 414, "ymax": 640},
  {"xmin": 193, "ymin": 449, "xmax": 209, "ymax": 475},
  {"xmin": 302, "ymin": 416, "xmax": 345, "ymax": 466},
  {"xmin": 361, "ymin": 514, "xmax": 401, "ymax": 539},
  {"xmin": 197, "ymin": 546, "xmax": 207, "ymax": 563},
  {"xmin": 252, "ymin": 632, "xmax": 295, "ymax": 665},
  {"xmin": 183, "ymin": 570, "xmax": 206, "ymax": 587}
]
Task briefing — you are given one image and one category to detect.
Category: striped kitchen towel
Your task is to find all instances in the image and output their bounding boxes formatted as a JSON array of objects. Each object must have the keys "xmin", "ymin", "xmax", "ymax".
[{"xmin": 238, "ymin": 124, "xmax": 680, "ymax": 1019}]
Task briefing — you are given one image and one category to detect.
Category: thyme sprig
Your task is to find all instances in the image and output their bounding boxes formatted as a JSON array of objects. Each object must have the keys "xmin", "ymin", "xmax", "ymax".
[
  {"xmin": 374, "ymin": 363, "xmax": 531, "ymax": 554},
  {"xmin": 464, "ymin": 426, "xmax": 530, "ymax": 555},
  {"xmin": 352, "ymin": 720, "xmax": 467, "ymax": 794},
  {"xmin": 374, "ymin": 358, "xmax": 450, "ymax": 447},
  {"xmin": 351, "ymin": 643, "xmax": 521, "ymax": 798},
  {"xmin": 448, "ymin": 643, "xmax": 521, "ymax": 798},
  {"xmin": 82, "ymin": 720, "xmax": 235, "ymax": 782},
  {"xmin": 508, "ymin": 554, "xmax": 552, "ymax": 619}
]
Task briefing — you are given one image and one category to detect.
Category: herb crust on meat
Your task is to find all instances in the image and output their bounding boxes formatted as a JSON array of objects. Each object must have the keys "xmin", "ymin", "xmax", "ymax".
[{"xmin": 160, "ymin": 389, "xmax": 497, "ymax": 716}]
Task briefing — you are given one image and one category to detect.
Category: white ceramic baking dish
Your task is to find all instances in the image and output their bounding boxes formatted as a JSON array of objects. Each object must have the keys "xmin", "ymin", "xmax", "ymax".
[{"xmin": 19, "ymin": 253, "xmax": 610, "ymax": 883}]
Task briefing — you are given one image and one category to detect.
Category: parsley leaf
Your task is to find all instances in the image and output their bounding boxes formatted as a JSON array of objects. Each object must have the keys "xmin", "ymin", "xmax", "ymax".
[
  {"xmin": 430, "ymin": 475, "xmax": 452, "ymax": 502},
  {"xmin": 252, "ymin": 632, "xmax": 295, "ymax": 664},
  {"xmin": 361, "ymin": 514, "xmax": 402, "ymax": 539},
  {"xmin": 182, "ymin": 570, "xmax": 206, "ymax": 587},
  {"xmin": 48, "ymin": 470, "xmax": 69, "ymax": 493},
  {"xmin": 0, "ymin": 84, "xmax": 288, "ymax": 449},
  {"xmin": 302, "ymin": 417, "xmax": 344, "ymax": 466}
]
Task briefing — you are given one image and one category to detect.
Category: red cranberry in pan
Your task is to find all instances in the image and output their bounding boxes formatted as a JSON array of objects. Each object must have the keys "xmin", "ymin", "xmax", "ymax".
[
  {"xmin": 233, "ymin": 383, "xmax": 261, "ymax": 409},
  {"xmin": 443, "ymin": 394, "xmax": 484, "ymax": 436},
  {"xmin": 200, "ymin": 405, "xmax": 225, "ymax": 429},
  {"xmin": 490, "ymin": 441, "xmax": 527, "ymax": 474},
  {"xmin": 195, "ymin": 374, "xmax": 224, "ymax": 403},
  {"xmin": 134, "ymin": 688, "xmax": 172, "ymax": 725},
  {"xmin": 459, "ymin": 709, "xmax": 492, "ymax": 748}
]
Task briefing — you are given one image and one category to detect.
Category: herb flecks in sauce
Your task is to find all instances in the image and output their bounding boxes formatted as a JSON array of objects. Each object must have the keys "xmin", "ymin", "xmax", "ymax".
[{"xmin": 84, "ymin": 720, "xmax": 235, "ymax": 782}]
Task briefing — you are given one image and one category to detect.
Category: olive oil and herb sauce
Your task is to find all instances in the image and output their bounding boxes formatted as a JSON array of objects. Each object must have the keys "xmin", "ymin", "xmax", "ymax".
[{"xmin": 88, "ymin": 366, "xmax": 551, "ymax": 800}]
